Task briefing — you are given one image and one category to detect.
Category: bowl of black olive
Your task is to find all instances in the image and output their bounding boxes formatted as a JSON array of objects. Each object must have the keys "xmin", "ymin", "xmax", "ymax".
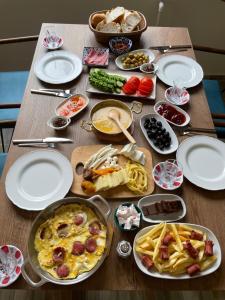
[
  {"xmin": 140, "ymin": 113, "xmax": 179, "ymax": 154},
  {"xmin": 47, "ymin": 115, "xmax": 71, "ymax": 130}
]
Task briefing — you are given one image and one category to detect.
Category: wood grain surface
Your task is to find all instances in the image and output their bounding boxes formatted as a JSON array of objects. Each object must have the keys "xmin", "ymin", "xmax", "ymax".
[
  {"xmin": 70, "ymin": 144, "xmax": 154, "ymax": 198},
  {"xmin": 0, "ymin": 24, "xmax": 224, "ymax": 290}
]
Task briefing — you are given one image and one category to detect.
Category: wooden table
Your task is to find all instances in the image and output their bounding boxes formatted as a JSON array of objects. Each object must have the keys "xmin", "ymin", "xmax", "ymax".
[{"xmin": 1, "ymin": 24, "xmax": 224, "ymax": 290}]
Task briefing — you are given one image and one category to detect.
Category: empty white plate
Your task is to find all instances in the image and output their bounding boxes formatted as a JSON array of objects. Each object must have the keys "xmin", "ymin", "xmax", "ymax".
[
  {"xmin": 34, "ymin": 50, "xmax": 82, "ymax": 84},
  {"xmin": 156, "ymin": 55, "xmax": 203, "ymax": 88},
  {"xmin": 176, "ymin": 136, "xmax": 225, "ymax": 190},
  {"xmin": 5, "ymin": 150, "xmax": 73, "ymax": 210}
]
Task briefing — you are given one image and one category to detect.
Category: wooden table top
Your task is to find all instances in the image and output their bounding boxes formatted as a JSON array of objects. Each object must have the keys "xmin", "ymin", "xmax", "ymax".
[{"xmin": 1, "ymin": 24, "xmax": 224, "ymax": 290}]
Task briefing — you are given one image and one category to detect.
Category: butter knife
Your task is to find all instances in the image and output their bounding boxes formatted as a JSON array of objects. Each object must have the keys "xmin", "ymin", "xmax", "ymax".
[
  {"xmin": 150, "ymin": 45, "xmax": 192, "ymax": 50},
  {"xmin": 13, "ymin": 137, "xmax": 73, "ymax": 145}
]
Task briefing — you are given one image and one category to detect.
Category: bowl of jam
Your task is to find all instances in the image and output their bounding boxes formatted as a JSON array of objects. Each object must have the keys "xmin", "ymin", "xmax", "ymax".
[
  {"xmin": 47, "ymin": 115, "xmax": 71, "ymax": 130},
  {"xmin": 154, "ymin": 101, "xmax": 190, "ymax": 127}
]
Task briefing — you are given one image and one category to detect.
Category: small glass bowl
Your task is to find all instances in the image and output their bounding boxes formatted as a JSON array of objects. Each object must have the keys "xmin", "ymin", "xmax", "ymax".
[
  {"xmin": 47, "ymin": 116, "xmax": 71, "ymax": 130},
  {"xmin": 109, "ymin": 37, "xmax": 132, "ymax": 56},
  {"xmin": 152, "ymin": 160, "xmax": 183, "ymax": 190},
  {"xmin": 165, "ymin": 86, "xmax": 190, "ymax": 106},
  {"xmin": 114, "ymin": 203, "xmax": 142, "ymax": 231}
]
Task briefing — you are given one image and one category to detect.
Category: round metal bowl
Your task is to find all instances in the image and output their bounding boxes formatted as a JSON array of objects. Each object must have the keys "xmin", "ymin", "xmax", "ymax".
[
  {"xmin": 22, "ymin": 195, "xmax": 111, "ymax": 287},
  {"xmin": 81, "ymin": 99, "xmax": 142, "ymax": 142}
]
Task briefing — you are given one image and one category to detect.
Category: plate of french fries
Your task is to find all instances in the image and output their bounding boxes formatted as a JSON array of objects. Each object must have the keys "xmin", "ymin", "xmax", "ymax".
[{"xmin": 133, "ymin": 222, "xmax": 221, "ymax": 279}]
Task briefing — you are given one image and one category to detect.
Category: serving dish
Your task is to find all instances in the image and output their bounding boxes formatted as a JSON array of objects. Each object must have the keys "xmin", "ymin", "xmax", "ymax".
[
  {"xmin": 0, "ymin": 245, "xmax": 24, "ymax": 287},
  {"xmin": 115, "ymin": 49, "xmax": 155, "ymax": 71},
  {"xmin": 133, "ymin": 223, "xmax": 221, "ymax": 279},
  {"xmin": 5, "ymin": 150, "xmax": 73, "ymax": 210},
  {"xmin": 87, "ymin": 69, "xmax": 157, "ymax": 100},
  {"xmin": 138, "ymin": 194, "xmax": 186, "ymax": 223},
  {"xmin": 21, "ymin": 195, "xmax": 111, "ymax": 287},
  {"xmin": 165, "ymin": 86, "xmax": 190, "ymax": 106},
  {"xmin": 156, "ymin": 54, "xmax": 204, "ymax": 88},
  {"xmin": 154, "ymin": 101, "xmax": 190, "ymax": 127},
  {"xmin": 89, "ymin": 9, "xmax": 147, "ymax": 44},
  {"xmin": 176, "ymin": 135, "xmax": 225, "ymax": 190},
  {"xmin": 34, "ymin": 50, "xmax": 82, "ymax": 84},
  {"xmin": 81, "ymin": 99, "xmax": 142, "ymax": 142},
  {"xmin": 82, "ymin": 47, "xmax": 109, "ymax": 66},
  {"xmin": 55, "ymin": 94, "xmax": 89, "ymax": 119},
  {"xmin": 152, "ymin": 160, "xmax": 183, "ymax": 190},
  {"xmin": 140, "ymin": 113, "xmax": 178, "ymax": 155}
]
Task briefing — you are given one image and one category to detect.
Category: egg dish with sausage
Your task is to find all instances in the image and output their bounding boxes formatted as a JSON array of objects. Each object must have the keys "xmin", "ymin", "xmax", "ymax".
[{"xmin": 34, "ymin": 204, "xmax": 107, "ymax": 279}]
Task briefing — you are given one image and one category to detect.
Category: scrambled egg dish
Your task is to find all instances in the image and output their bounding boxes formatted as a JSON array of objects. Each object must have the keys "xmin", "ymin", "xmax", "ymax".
[{"xmin": 34, "ymin": 204, "xmax": 107, "ymax": 279}]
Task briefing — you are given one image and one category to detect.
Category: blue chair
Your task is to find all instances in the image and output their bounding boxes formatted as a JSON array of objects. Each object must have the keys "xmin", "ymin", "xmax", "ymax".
[
  {"xmin": 0, "ymin": 35, "xmax": 38, "ymax": 151},
  {"xmin": 0, "ymin": 152, "xmax": 7, "ymax": 176},
  {"xmin": 193, "ymin": 44, "xmax": 225, "ymax": 138}
]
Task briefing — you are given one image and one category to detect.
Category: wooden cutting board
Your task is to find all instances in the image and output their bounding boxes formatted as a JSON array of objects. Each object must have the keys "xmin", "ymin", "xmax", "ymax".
[{"xmin": 70, "ymin": 145, "xmax": 155, "ymax": 199}]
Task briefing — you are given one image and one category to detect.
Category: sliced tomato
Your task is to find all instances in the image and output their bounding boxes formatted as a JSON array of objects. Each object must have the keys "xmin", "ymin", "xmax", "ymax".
[
  {"xmin": 140, "ymin": 77, "xmax": 153, "ymax": 86},
  {"xmin": 127, "ymin": 76, "xmax": 140, "ymax": 90},
  {"xmin": 122, "ymin": 83, "xmax": 136, "ymax": 95}
]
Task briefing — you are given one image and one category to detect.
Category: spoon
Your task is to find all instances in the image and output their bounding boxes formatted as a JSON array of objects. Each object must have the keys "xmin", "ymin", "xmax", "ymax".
[{"xmin": 108, "ymin": 109, "xmax": 136, "ymax": 144}]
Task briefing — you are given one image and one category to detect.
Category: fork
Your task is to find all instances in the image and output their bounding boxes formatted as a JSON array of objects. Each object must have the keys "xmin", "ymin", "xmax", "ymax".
[
  {"xmin": 40, "ymin": 88, "xmax": 76, "ymax": 95},
  {"xmin": 159, "ymin": 48, "xmax": 188, "ymax": 54}
]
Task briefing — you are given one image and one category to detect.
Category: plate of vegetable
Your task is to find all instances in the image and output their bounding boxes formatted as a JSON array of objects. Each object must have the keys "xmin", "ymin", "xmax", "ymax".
[{"xmin": 87, "ymin": 68, "xmax": 156, "ymax": 100}]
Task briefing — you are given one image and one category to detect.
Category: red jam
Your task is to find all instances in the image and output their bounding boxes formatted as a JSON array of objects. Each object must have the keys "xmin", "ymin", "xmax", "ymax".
[{"xmin": 157, "ymin": 103, "xmax": 186, "ymax": 125}]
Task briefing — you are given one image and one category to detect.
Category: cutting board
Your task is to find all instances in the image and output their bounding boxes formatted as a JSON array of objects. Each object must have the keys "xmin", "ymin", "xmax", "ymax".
[{"xmin": 70, "ymin": 145, "xmax": 155, "ymax": 199}]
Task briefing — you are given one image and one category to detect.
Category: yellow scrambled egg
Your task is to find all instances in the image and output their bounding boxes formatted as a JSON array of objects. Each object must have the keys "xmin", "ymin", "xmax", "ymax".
[{"xmin": 34, "ymin": 204, "xmax": 107, "ymax": 279}]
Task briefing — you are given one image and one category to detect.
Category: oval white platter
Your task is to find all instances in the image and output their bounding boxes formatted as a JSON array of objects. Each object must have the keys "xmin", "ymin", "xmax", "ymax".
[
  {"xmin": 133, "ymin": 223, "xmax": 222, "ymax": 279},
  {"xmin": 154, "ymin": 101, "xmax": 190, "ymax": 127},
  {"xmin": 140, "ymin": 113, "xmax": 179, "ymax": 155},
  {"xmin": 115, "ymin": 49, "xmax": 155, "ymax": 71},
  {"xmin": 55, "ymin": 94, "xmax": 89, "ymax": 118},
  {"xmin": 138, "ymin": 194, "xmax": 186, "ymax": 223}
]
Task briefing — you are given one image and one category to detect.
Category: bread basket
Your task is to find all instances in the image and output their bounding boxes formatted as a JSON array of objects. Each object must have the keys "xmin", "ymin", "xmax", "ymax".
[{"xmin": 89, "ymin": 10, "xmax": 147, "ymax": 44}]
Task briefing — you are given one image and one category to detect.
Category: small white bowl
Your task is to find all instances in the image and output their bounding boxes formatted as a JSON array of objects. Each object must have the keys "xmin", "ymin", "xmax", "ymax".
[
  {"xmin": 0, "ymin": 245, "xmax": 23, "ymax": 287},
  {"xmin": 152, "ymin": 160, "xmax": 183, "ymax": 191},
  {"xmin": 47, "ymin": 115, "xmax": 71, "ymax": 130},
  {"xmin": 140, "ymin": 62, "xmax": 158, "ymax": 74},
  {"xmin": 165, "ymin": 87, "xmax": 190, "ymax": 106},
  {"xmin": 154, "ymin": 101, "xmax": 190, "ymax": 127}
]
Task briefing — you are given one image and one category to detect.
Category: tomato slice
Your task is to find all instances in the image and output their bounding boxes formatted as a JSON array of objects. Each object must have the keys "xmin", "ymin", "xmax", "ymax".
[
  {"xmin": 127, "ymin": 76, "xmax": 140, "ymax": 90},
  {"xmin": 122, "ymin": 82, "xmax": 136, "ymax": 94},
  {"xmin": 140, "ymin": 77, "xmax": 153, "ymax": 86}
]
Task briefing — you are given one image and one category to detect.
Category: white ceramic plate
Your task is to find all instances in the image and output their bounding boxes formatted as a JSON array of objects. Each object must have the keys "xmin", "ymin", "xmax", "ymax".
[
  {"xmin": 87, "ymin": 69, "xmax": 157, "ymax": 100},
  {"xmin": 34, "ymin": 50, "xmax": 82, "ymax": 84},
  {"xmin": 133, "ymin": 223, "xmax": 221, "ymax": 279},
  {"xmin": 138, "ymin": 194, "xmax": 186, "ymax": 223},
  {"xmin": 156, "ymin": 55, "xmax": 204, "ymax": 88},
  {"xmin": 115, "ymin": 49, "xmax": 155, "ymax": 71},
  {"xmin": 176, "ymin": 136, "xmax": 225, "ymax": 190},
  {"xmin": 154, "ymin": 101, "xmax": 190, "ymax": 127},
  {"xmin": 5, "ymin": 150, "xmax": 73, "ymax": 210},
  {"xmin": 140, "ymin": 113, "xmax": 178, "ymax": 154}
]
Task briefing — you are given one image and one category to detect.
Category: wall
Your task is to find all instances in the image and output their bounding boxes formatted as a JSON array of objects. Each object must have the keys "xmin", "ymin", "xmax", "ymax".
[{"xmin": 0, "ymin": 0, "xmax": 224, "ymax": 75}]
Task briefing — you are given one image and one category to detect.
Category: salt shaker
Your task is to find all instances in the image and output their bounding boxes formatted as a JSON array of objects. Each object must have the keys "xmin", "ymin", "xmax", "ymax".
[{"xmin": 116, "ymin": 240, "xmax": 132, "ymax": 258}]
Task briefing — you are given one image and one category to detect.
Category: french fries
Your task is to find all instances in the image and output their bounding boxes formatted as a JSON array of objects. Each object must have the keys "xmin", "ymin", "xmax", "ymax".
[{"xmin": 135, "ymin": 223, "xmax": 217, "ymax": 276}]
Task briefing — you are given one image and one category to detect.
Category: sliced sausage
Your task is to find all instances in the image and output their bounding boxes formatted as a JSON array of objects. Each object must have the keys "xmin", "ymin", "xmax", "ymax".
[
  {"xmin": 40, "ymin": 227, "xmax": 52, "ymax": 240},
  {"xmin": 141, "ymin": 255, "xmax": 154, "ymax": 270},
  {"xmin": 204, "ymin": 240, "xmax": 214, "ymax": 256},
  {"xmin": 52, "ymin": 247, "xmax": 66, "ymax": 264},
  {"xmin": 56, "ymin": 264, "xmax": 70, "ymax": 278},
  {"xmin": 184, "ymin": 240, "xmax": 199, "ymax": 259},
  {"xmin": 57, "ymin": 224, "xmax": 69, "ymax": 238},
  {"xmin": 190, "ymin": 230, "xmax": 203, "ymax": 241},
  {"xmin": 160, "ymin": 245, "xmax": 169, "ymax": 260},
  {"xmin": 186, "ymin": 263, "xmax": 200, "ymax": 276},
  {"xmin": 72, "ymin": 241, "xmax": 85, "ymax": 256},
  {"xmin": 162, "ymin": 234, "xmax": 174, "ymax": 246},
  {"xmin": 74, "ymin": 214, "xmax": 84, "ymax": 226},
  {"xmin": 89, "ymin": 221, "xmax": 101, "ymax": 235},
  {"xmin": 85, "ymin": 238, "xmax": 97, "ymax": 253}
]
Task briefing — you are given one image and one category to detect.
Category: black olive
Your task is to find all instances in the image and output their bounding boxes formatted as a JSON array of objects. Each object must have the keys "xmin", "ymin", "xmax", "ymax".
[
  {"xmin": 150, "ymin": 117, "xmax": 157, "ymax": 123},
  {"xmin": 156, "ymin": 121, "xmax": 162, "ymax": 127}
]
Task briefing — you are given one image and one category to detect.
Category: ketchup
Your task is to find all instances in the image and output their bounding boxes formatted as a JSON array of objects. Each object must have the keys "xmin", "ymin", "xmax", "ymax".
[{"xmin": 157, "ymin": 103, "xmax": 186, "ymax": 125}]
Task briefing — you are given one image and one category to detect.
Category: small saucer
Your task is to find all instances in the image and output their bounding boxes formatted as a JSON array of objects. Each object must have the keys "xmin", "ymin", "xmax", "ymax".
[
  {"xmin": 0, "ymin": 245, "xmax": 24, "ymax": 287},
  {"xmin": 165, "ymin": 86, "xmax": 190, "ymax": 106},
  {"xmin": 152, "ymin": 160, "xmax": 183, "ymax": 190},
  {"xmin": 140, "ymin": 62, "xmax": 158, "ymax": 74},
  {"xmin": 42, "ymin": 36, "xmax": 63, "ymax": 50}
]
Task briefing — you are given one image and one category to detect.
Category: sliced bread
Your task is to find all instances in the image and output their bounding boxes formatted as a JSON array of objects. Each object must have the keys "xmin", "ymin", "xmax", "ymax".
[
  {"xmin": 121, "ymin": 11, "xmax": 142, "ymax": 33},
  {"xmin": 105, "ymin": 6, "xmax": 125, "ymax": 24},
  {"xmin": 91, "ymin": 13, "xmax": 106, "ymax": 28},
  {"xmin": 97, "ymin": 22, "xmax": 121, "ymax": 33}
]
